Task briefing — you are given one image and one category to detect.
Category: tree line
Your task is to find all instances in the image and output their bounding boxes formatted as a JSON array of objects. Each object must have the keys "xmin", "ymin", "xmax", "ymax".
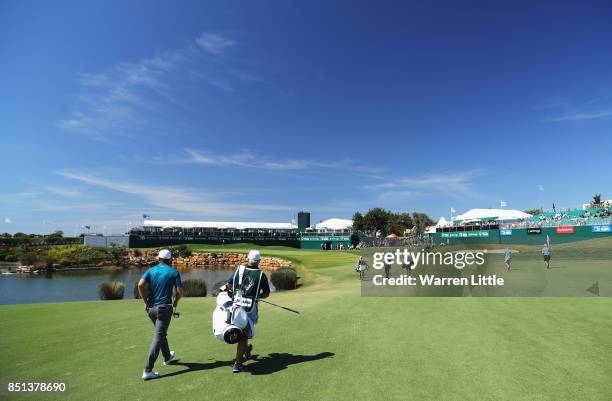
[
  {"xmin": 0, "ymin": 231, "xmax": 82, "ymax": 247},
  {"xmin": 352, "ymin": 208, "xmax": 434, "ymax": 236},
  {"xmin": 0, "ymin": 243, "xmax": 127, "ymax": 266}
]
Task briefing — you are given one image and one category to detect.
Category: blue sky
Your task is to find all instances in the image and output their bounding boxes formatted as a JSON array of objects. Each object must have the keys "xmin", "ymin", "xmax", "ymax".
[{"xmin": 2, "ymin": 0, "xmax": 612, "ymax": 234}]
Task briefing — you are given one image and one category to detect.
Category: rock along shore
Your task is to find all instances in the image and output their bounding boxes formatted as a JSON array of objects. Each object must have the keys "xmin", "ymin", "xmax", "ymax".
[{"xmin": 127, "ymin": 249, "xmax": 293, "ymax": 274}]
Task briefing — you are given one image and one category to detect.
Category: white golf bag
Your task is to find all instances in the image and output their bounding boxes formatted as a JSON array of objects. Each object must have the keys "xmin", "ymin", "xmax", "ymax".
[{"xmin": 212, "ymin": 287, "xmax": 249, "ymax": 344}]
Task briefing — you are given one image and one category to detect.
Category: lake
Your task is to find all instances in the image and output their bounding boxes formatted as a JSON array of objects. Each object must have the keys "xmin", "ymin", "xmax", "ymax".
[{"xmin": 0, "ymin": 266, "xmax": 237, "ymax": 305}]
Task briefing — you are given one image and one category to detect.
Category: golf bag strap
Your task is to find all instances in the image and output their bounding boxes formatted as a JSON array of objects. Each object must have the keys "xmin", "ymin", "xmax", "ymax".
[
  {"xmin": 238, "ymin": 265, "xmax": 246, "ymax": 285},
  {"xmin": 254, "ymin": 270, "xmax": 262, "ymax": 302}
]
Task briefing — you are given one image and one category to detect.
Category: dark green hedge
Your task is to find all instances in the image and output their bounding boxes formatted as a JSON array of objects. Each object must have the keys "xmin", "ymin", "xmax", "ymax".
[{"xmin": 270, "ymin": 268, "xmax": 298, "ymax": 290}]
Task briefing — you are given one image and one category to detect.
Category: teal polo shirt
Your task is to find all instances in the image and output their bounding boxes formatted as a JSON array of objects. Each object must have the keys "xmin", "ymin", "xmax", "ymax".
[{"xmin": 141, "ymin": 263, "xmax": 182, "ymax": 306}]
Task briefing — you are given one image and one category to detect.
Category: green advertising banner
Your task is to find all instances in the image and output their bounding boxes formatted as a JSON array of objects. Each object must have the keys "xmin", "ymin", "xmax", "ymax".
[
  {"xmin": 300, "ymin": 236, "xmax": 350, "ymax": 241},
  {"xmin": 441, "ymin": 231, "xmax": 490, "ymax": 238}
]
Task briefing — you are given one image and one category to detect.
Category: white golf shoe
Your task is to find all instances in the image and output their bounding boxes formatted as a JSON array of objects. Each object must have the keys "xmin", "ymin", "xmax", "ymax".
[
  {"xmin": 163, "ymin": 351, "xmax": 176, "ymax": 365},
  {"xmin": 142, "ymin": 371, "xmax": 159, "ymax": 380}
]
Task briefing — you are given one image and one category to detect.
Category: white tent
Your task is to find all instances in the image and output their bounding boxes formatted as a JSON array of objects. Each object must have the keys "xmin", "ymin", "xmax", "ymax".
[
  {"xmin": 453, "ymin": 208, "xmax": 531, "ymax": 222},
  {"xmin": 315, "ymin": 218, "xmax": 353, "ymax": 230},
  {"xmin": 435, "ymin": 216, "xmax": 450, "ymax": 227}
]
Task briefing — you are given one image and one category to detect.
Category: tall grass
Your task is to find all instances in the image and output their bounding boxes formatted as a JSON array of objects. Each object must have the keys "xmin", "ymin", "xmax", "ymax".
[
  {"xmin": 182, "ymin": 279, "xmax": 207, "ymax": 297},
  {"xmin": 99, "ymin": 281, "xmax": 125, "ymax": 300}
]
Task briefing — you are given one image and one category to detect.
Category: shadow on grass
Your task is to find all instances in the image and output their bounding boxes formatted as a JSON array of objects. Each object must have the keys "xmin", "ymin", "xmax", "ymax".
[
  {"xmin": 160, "ymin": 351, "xmax": 334, "ymax": 378},
  {"xmin": 247, "ymin": 352, "xmax": 335, "ymax": 375},
  {"xmin": 160, "ymin": 360, "xmax": 233, "ymax": 378}
]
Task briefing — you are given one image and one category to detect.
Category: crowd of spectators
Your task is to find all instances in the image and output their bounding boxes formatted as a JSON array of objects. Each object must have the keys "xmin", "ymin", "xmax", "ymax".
[
  {"xmin": 432, "ymin": 205, "xmax": 612, "ymax": 232},
  {"xmin": 355, "ymin": 236, "xmax": 434, "ymax": 249},
  {"xmin": 131, "ymin": 227, "xmax": 299, "ymax": 239},
  {"xmin": 436, "ymin": 220, "xmax": 500, "ymax": 232},
  {"xmin": 501, "ymin": 205, "xmax": 612, "ymax": 229}
]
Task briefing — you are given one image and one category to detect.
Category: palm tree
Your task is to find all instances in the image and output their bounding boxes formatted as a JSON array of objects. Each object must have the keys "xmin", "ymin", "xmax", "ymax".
[{"xmin": 593, "ymin": 193, "xmax": 602, "ymax": 206}]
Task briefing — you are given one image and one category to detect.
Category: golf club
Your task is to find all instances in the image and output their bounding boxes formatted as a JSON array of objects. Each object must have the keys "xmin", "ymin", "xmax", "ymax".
[{"xmin": 259, "ymin": 299, "xmax": 300, "ymax": 314}]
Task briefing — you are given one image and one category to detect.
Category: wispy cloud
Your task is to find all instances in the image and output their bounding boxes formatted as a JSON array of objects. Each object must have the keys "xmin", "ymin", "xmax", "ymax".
[
  {"xmin": 44, "ymin": 186, "xmax": 82, "ymax": 198},
  {"xmin": 230, "ymin": 70, "xmax": 263, "ymax": 82},
  {"xmin": 538, "ymin": 184, "xmax": 545, "ymax": 192},
  {"xmin": 57, "ymin": 170, "xmax": 296, "ymax": 217},
  {"xmin": 364, "ymin": 169, "xmax": 485, "ymax": 199},
  {"xmin": 196, "ymin": 33, "xmax": 236, "ymax": 54},
  {"xmin": 4, "ymin": 217, "xmax": 11, "ymax": 224},
  {"xmin": 182, "ymin": 148, "xmax": 382, "ymax": 173},
  {"xmin": 57, "ymin": 32, "xmax": 254, "ymax": 141},
  {"xmin": 0, "ymin": 191, "xmax": 42, "ymax": 204},
  {"xmin": 376, "ymin": 191, "xmax": 420, "ymax": 202},
  {"xmin": 536, "ymin": 89, "xmax": 612, "ymax": 123},
  {"xmin": 56, "ymin": 50, "xmax": 183, "ymax": 140},
  {"xmin": 33, "ymin": 202, "xmax": 126, "ymax": 212},
  {"xmin": 546, "ymin": 110, "xmax": 612, "ymax": 122}
]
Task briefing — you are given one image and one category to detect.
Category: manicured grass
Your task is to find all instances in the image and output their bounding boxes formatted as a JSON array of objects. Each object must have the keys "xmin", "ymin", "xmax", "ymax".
[{"xmin": 1, "ymin": 240, "xmax": 612, "ymax": 400}]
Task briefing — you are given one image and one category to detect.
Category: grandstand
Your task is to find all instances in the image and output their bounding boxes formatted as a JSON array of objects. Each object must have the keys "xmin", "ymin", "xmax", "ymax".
[
  {"xmin": 521, "ymin": 205, "xmax": 612, "ymax": 228},
  {"xmin": 433, "ymin": 203, "xmax": 612, "ymax": 245},
  {"xmin": 301, "ymin": 218, "xmax": 353, "ymax": 250},
  {"xmin": 127, "ymin": 213, "xmax": 353, "ymax": 249},
  {"xmin": 435, "ymin": 208, "xmax": 529, "ymax": 234},
  {"xmin": 129, "ymin": 219, "xmax": 299, "ymax": 248},
  {"xmin": 453, "ymin": 208, "xmax": 531, "ymax": 224}
]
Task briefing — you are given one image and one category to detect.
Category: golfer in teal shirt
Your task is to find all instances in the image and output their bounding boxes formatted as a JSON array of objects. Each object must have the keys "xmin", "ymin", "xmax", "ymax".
[
  {"xmin": 138, "ymin": 249, "xmax": 182, "ymax": 380},
  {"xmin": 142, "ymin": 260, "xmax": 182, "ymax": 306}
]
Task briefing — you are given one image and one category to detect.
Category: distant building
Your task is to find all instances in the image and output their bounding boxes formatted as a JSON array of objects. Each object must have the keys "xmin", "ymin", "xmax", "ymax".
[{"xmin": 84, "ymin": 235, "xmax": 129, "ymax": 248}]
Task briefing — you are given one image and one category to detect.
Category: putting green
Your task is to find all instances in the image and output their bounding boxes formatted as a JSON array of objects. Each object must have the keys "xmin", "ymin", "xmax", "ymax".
[{"xmin": 1, "ymin": 240, "xmax": 612, "ymax": 400}]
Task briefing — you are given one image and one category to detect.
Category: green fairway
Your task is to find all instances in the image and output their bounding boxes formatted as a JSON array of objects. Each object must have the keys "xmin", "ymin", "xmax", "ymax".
[{"xmin": 1, "ymin": 240, "xmax": 612, "ymax": 400}]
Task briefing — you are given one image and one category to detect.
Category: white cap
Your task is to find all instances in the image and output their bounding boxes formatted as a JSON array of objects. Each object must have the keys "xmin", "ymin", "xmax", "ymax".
[
  {"xmin": 158, "ymin": 249, "xmax": 172, "ymax": 260},
  {"xmin": 247, "ymin": 250, "xmax": 261, "ymax": 262}
]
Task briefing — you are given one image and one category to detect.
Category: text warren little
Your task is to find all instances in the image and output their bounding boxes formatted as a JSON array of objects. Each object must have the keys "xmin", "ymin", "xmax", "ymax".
[{"xmin": 373, "ymin": 274, "xmax": 505, "ymax": 286}]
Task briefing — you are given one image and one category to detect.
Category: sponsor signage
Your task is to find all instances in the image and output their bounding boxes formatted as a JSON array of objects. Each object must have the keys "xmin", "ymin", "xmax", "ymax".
[
  {"xmin": 592, "ymin": 224, "xmax": 612, "ymax": 233},
  {"xmin": 300, "ymin": 236, "xmax": 350, "ymax": 241},
  {"xmin": 556, "ymin": 226, "xmax": 574, "ymax": 235},
  {"xmin": 500, "ymin": 229, "xmax": 513, "ymax": 236},
  {"xmin": 441, "ymin": 231, "xmax": 490, "ymax": 238},
  {"xmin": 136, "ymin": 235, "xmax": 292, "ymax": 242},
  {"xmin": 527, "ymin": 228, "xmax": 542, "ymax": 235}
]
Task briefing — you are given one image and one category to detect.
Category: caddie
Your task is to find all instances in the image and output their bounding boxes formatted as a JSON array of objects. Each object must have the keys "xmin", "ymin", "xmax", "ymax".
[{"xmin": 226, "ymin": 250, "xmax": 270, "ymax": 373}]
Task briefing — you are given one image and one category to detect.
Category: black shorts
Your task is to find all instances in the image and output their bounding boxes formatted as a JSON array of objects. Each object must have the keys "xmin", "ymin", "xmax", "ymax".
[{"xmin": 543, "ymin": 255, "xmax": 551, "ymax": 262}]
